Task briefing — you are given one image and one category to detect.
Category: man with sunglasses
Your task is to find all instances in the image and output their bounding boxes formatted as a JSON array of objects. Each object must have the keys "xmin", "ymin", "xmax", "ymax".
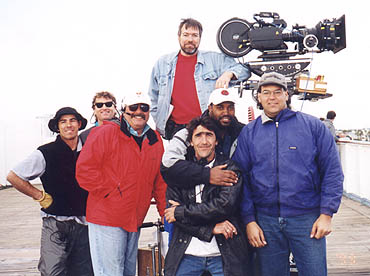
[
  {"xmin": 76, "ymin": 91, "xmax": 167, "ymax": 276},
  {"xmin": 6, "ymin": 107, "xmax": 93, "ymax": 276},
  {"xmin": 80, "ymin": 91, "xmax": 119, "ymax": 145},
  {"xmin": 232, "ymin": 72, "xmax": 344, "ymax": 276},
  {"xmin": 149, "ymin": 18, "xmax": 250, "ymax": 140}
]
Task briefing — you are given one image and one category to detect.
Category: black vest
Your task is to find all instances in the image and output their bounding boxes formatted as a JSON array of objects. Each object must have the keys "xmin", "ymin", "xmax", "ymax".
[{"xmin": 38, "ymin": 136, "xmax": 88, "ymax": 216}]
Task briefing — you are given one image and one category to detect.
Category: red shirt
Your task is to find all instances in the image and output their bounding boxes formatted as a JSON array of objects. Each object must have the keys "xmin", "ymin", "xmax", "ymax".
[{"xmin": 170, "ymin": 53, "xmax": 202, "ymax": 124}]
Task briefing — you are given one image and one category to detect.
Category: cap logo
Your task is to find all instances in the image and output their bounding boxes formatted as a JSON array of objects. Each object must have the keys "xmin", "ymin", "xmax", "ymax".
[{"xmin": 221, "ymin": 90, "xmax": 229, "ymax": 96}]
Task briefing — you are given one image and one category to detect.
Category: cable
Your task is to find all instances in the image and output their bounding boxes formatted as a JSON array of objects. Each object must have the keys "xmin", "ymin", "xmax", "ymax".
[{"xmin": 299, "ymin": 50, "xmax": 315, "ymax": 111}]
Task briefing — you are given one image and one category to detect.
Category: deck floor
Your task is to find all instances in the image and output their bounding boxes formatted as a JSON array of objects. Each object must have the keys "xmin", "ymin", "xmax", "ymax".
[{"xmin": 1, "ymin": 185, "xmax": 370, "ymax": 275}]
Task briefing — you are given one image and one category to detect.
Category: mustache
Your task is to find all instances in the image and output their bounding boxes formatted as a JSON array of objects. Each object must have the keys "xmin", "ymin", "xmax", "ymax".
[{"xmin": 130, "ymin": 113, "xmax": 146, "ymax": 120}]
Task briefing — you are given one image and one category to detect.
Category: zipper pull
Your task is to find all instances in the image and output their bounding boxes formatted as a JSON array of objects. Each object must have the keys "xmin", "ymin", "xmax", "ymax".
[{"xmin": 275, "ymin": 121, "xmax": 279, "ymax": 128}]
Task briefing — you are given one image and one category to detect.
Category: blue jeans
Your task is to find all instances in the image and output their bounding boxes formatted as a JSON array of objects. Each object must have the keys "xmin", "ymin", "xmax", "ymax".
[
  {"xmin": 256, "ymin": 212, "xmax": 327, "ymax": 276},
  {"xmin": 88, "ymin": 222, "xmax": 140, "ymax": 276},
  {"xmin": 175, "ymin": 255, "xmax": 224, "ymax": 276}
]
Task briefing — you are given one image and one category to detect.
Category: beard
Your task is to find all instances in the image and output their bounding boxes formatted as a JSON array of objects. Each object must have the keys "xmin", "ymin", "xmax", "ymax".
[{"xmin": 180, "ymin": 43, "xmax": 198, "ymax": 55}]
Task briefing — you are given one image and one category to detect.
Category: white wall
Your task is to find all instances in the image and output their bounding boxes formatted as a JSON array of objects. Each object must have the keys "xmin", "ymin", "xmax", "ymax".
[
  {"xmin": 339, "ymin": 141, "xmax": 370, "ymax": 205},
  {"xmin": 0, "ymin": 116, "xmax": 54, "ymax": 186}
]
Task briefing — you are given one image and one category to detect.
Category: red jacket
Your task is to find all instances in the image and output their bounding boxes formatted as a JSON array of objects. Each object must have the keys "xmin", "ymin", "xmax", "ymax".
[{"xmin": 76, "ymin": 120, "xmax": 166, "ymax": 232}]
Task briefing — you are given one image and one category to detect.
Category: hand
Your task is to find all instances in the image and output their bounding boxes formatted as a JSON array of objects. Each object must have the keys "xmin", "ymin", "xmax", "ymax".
[
  {"xmin": 215, "ymin": 71, "xmax": 234, "ymax": 89},
  {"xmin": 246, "ymin": 221, "xmax": 267, "ymax": 248},
  {"xmin": 164, "ymin": 200, "xmax": 180, "ymax": 223},
  {"xmin": 213, "ymin": 220, "xmax": 237, "ymax": 239},
  {"xmin": 210, "ymin": 164, "xmax": 238, "ymax": 186},
  {"xmin": 310, "ymin": 214, "xmax": 332, "ymax": 239},
  {"xmin": 34, "ymin": 190, "xmax": 53, "ymax": 209}
]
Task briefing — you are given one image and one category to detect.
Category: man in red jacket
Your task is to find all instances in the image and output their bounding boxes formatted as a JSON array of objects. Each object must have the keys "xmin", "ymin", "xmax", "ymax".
[{"xmin": 76, "ymin": 91, "xmax": 167, "ymax": 276}]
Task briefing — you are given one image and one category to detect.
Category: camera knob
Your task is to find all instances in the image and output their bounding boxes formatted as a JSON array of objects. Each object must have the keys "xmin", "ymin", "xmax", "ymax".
[{"xmin": 303, "ymin": 34, "xmax": 318, "ymax": 49}]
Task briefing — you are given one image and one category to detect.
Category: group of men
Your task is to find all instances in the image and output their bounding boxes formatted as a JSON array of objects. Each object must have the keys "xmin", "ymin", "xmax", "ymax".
[{"xmin": 7, "ymin": 17, "xmax": 343, "ymax": 276}]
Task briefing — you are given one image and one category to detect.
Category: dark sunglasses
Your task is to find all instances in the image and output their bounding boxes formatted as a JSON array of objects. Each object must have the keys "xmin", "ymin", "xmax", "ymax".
[
  {"xmin": 128, "ymin": 104, "xmax": 149, "ymax": 112},
  {"xmin": 95, "ymin": 101, "xmax": 114, "ymax": 108}
]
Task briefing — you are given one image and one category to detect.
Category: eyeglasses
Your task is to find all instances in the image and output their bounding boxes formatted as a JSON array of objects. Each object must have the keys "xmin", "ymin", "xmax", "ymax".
[
  {"xmin": 128, "ymin": 104, "xmax": 150, "ymax": 113},
  {"xmin": 260, "ymin": 90, "xmax": 284, "ymax": 97},
  {"xmin": 94, "ymin": 101, "xmax": 114, "ymax": 108}
]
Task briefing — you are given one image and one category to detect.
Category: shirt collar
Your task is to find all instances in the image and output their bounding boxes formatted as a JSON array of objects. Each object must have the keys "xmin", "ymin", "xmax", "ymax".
[
  {"xmin": 261, "ymin": 111, "xmax": 274, "ymax": 124},
  {"xmin": 122, "ymin": 117, "xmax": 150, "ymax": 137}
]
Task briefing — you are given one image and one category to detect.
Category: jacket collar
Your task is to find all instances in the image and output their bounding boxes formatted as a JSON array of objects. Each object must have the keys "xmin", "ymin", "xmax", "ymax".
[
  {"xmin": 119, "ymin": 118, "xmax": 158, "ymax": 146},
  {"xmin": 168, "ymin": 50, "xmax": 206, "ymax": 65},
  {"xmin": 261, "ymin": 108, "xmax": 296, "ymax": 124}
]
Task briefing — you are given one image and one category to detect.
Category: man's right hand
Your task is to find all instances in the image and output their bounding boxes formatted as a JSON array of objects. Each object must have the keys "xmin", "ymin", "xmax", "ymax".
[
  {"xmin": 210, "ymin": 164, "xmax": 238, "ymax": 186},
  {"xmin": 246, "ymin": 221, "xmax": 267, "ymax": 248},
  {"xmin": 34, "ymin": 190, "xmax": 53, "ymax": 209},
  {"xmin": 213, "ymin": 220, "xmax": 237, "ymax": 239}
]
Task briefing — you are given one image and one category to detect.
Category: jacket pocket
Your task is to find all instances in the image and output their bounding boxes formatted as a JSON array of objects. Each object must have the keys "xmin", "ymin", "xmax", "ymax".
[{"xmin": 202, "ymin": 71, "xmax": 218, "ymax": 80}]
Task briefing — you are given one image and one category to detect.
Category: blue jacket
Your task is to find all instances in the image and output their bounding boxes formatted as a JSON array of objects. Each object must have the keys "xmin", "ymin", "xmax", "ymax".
[
  {"xmin": 148, "ymin": 50, "xmax": 250, "ymax": 136},
  {"xmin": 232, "ymin": 108, "xmax": 344, "ymax": 224}
]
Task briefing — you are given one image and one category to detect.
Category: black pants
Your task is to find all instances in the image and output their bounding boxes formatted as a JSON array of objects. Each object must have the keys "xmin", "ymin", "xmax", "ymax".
[{"xmin": 38, "ymin": 217, "xmax": 93, "ymax": 276}]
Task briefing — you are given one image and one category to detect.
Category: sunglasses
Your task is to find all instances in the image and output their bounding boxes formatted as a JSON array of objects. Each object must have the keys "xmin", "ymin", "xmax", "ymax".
[
  {"xmin": 128, "ymin": 104, "xmax": 150, "ymax": 113},
  {"xmin": 95, "ymin": 101, "xmax": 114, "ymax": 108}
]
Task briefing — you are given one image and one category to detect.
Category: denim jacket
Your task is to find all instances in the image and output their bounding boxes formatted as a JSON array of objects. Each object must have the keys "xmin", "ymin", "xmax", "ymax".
[{"xmin": 148, "ymin": 50, "xmax": 250, "ymax": 136}]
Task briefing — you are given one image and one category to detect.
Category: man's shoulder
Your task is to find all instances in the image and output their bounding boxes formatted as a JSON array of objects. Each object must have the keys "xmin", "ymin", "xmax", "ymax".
[
  {"xmin": 155, "ymin": 52, "xmax": 178, "ymax": 64},
  {"xmin": 37, "ymin": 137, "xmax": 58, "ymax": 151},
  {"xmin": 295, "ymin": 111, "xmax": 323, "ymax": 128}
]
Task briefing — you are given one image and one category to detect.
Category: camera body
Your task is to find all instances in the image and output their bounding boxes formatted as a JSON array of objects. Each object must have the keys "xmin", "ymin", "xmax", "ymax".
[{"xmin": 216, "ymin": 12, "xmax": 346, "ymax": 101}]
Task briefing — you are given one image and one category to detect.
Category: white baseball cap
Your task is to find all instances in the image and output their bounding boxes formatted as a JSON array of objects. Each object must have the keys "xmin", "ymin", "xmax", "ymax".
[
  {"xmin": 208, "ymin": 87, "xmax": 238, "ymax": 106},
  {"xmin": 122, "ymin": 91, "xmax": 151, "ymax": 107}
]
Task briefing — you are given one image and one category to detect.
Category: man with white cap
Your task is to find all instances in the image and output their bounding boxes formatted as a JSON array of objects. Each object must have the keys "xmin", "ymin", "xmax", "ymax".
[
  {"xmin": 161, "ymin": 87, "xmax": 244, "ymax": 188},
  {"xmin": 160, "ymin": 87, "xmax": 260, "ymax": 275},
  {"xmin": 76, "ymin": 91, "xmax": 167, "ymax": 276}
]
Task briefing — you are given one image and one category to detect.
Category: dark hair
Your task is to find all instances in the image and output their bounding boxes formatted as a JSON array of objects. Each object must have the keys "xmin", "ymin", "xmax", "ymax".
[
  {"xmin": 178, "ymin": 18, "xmax": 203, "ymax": 38},
  {"xmin": 253, "ymin": 88, "xmax": 292, "ymax": 110},
  {"xmin": 186, "ymin": 116, "xmax": 220, "ymax": 143},
  {"xmin": 92, "ymin": 91, "xmax": 117, "ymax": 109},
  {"xmin": 326, "ymin": 111, "xmax": 336, "ymax": 120}
]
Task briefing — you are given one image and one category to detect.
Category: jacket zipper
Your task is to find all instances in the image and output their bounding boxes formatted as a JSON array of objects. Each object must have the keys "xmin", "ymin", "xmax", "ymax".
[{"xmin": 275, "ymin": 121, "xmax": 280, "ymax": 216}]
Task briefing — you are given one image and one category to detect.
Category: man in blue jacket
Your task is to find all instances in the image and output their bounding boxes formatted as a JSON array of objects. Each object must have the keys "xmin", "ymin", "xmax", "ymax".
[{"xmin": 233, "ymin": 72, "xmax": 344, "ymax": 276}]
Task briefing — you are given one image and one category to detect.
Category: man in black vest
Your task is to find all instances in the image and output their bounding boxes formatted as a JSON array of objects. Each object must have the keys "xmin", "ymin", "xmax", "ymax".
[{"xmin": 6, "ymin": 107, "xmax": 93, "ymax": 276}]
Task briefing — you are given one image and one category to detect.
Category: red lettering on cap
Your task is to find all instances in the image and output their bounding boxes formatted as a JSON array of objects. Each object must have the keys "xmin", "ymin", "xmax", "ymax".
[{"xmin": 221, "ymin": 90, "xmax": 229, "ymax": 95}]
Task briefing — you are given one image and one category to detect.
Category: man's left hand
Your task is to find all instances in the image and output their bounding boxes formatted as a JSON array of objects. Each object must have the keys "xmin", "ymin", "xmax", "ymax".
[
  {"xmin": 215, "ymin": 72, "xmax": 234, "ymax": 89},
  {"xmin": 310, "ymin": 214, "xmax": 332, "ymax": 239},
  {"xmin": 164, "ymin": 200, "xmax": 180, "ymax": 223}
]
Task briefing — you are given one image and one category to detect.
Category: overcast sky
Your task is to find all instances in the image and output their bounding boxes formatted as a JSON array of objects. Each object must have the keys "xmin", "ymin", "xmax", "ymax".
[{"xmin": 0, "ymin": 0, "xmax": 368, "ymax": 131}]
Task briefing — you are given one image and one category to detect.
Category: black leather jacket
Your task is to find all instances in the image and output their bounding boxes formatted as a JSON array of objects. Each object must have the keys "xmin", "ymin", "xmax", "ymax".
[{"xmin": 162, "ymin": 153, "xmax": 250, "ymax": 276}]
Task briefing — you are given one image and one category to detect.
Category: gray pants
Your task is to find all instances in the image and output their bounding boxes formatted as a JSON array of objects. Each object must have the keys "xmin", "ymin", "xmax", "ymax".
[{"xmin": 38, "ymin": 217, "xmax": 93, "ymax": 276}]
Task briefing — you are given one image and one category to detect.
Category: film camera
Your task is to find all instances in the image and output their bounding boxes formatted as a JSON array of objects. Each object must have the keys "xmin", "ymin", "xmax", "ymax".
[{"xmin": 216, "ymin": 12, "xmax": 346, "ymax": 101}]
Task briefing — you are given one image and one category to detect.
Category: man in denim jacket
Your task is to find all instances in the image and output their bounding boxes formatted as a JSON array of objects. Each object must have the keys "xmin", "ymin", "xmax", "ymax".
[{"xmin": 148, "ymin": 18, "xmax": 250, "ymax": 139}]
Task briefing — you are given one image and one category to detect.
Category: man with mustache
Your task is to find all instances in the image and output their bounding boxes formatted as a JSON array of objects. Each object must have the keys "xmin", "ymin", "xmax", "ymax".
[
  {"xmin": 149, "ymin": 18, "xmax": 250, "ymax": 140},
  {"xmin": 163, "ymin": 116, "xmax": 250, "ymax": 276},
  {"xmin": 162, "ymin": 87, "xmax": 244, "ymax": 189},
  {"xmin": 76, "ymin": 91, "xmax": 167, "ymax": 276}
]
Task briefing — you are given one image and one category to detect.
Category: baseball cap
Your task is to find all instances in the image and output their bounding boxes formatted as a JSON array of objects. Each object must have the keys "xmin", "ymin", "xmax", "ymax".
[
  {"xmin": 122, "ymin": 91, "xmax": 151, "ymax": 107},
  {"xmin": 257, "ymin": 72, "xmax": 287, "ymax": 92},
  {"xmin": 48, "ymin": 107, "xmax": 87, "ymax": 133},
  {"xmin": 208, "ymin": 88, "xmax": 238, "ymax": 106}
]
